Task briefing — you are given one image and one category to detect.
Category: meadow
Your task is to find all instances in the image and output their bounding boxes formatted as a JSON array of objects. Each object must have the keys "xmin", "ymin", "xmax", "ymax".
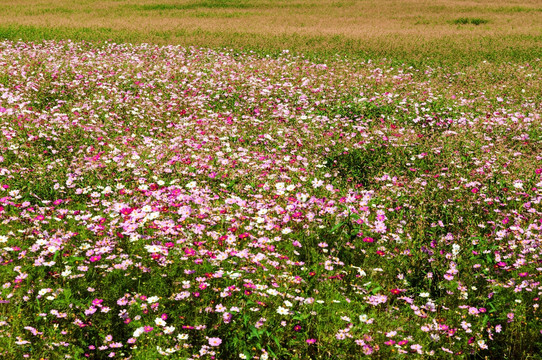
[
  {"xmin": 0, "ymin": 1, "xmax": 542, "ymax": 360},
  {"xmin": 0, "ymin": 0, "xmax": 541, "ymax": 64}
]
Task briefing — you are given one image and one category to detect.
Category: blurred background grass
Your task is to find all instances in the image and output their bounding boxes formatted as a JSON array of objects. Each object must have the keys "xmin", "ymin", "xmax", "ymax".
[{"xmin": 0, "ymin": 0, "xmax": 540, "ymax": 65}]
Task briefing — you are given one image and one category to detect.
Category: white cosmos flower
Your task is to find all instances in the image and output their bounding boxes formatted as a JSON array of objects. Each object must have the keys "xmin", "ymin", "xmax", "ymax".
[
  {"xmin": 133, "ymin": 327, "xmax": 144, "ymax": 338},
  {"xmin": 144, "ymin": 245, "xmax": 162, "ymax": 253},
  {"xmin": 312, "ymin": 178, "xmax": 324, "ymax": 188},
  {"xmin": 282, "ymin": 228, "xmax": 292, "ymax": 234},
  {"xmin": 38, "ymin": 288, "xmax": 52, "ymax": 296},
  {"xmin": 141, "ymin": 205, "xmax": 152, "ymax": 212},
  {"xmin": 267, "ymin": 289, "xmax": 279, "ymax": 296},
  {"xmin": 186, "ymin": 181, "xmax": 197, "ymax": 189},
  {"xmin": 277, "ymin": 306, "xmax": 289, "ymax": 315}
]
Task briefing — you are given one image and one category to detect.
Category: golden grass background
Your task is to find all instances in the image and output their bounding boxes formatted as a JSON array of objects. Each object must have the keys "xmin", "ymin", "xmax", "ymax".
[{"xmin": 0, "ymin": 0, "xmax": 541, "ymax": 63}]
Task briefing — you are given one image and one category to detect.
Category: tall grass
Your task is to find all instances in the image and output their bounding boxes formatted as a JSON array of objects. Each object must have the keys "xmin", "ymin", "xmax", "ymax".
[{"xmin": 0, "ymin": 0, "xmax": 540, "ymax": 65}]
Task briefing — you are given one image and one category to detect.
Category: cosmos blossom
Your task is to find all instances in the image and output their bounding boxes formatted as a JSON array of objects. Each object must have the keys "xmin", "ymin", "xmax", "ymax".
[{"xmin": 208, "ymin": 337, "xmax": 222, "ymax": 346}]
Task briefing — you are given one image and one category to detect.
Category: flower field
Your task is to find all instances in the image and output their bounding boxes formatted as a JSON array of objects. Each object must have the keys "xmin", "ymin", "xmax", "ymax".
[{"xmin": 0, "ymin": 40, "xmax": 541, "ymax": 359}]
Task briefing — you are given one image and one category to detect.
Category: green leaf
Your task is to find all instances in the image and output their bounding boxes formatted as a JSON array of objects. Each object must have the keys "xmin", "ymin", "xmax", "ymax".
[
  {"xmin": 330, "ymin": 222, "xmax": 344, "ymax": 233},
  {"xmin": 249, "ymin": 325, "xmax": 260, "ymax": 340},
  {"xmin": 488, "ymin": 302, "xmax": 497, "ymax": 313},
  {"xmin": 272, "ymin": 334, "xmax": 281, "ymax": 348}
]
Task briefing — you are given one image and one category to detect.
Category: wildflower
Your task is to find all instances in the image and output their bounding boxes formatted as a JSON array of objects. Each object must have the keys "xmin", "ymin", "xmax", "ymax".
[
  {"xmin": 411, "ymin": 344, "xmax": 423, "ymax": 354},
  {"xmin": 277, "ymin": 306, "xmax": 289, "ymax": 315},
  {"xmin": 468, "ymin": 307, "xmax": 479, "ymax": 315},
  {"xmin": 208, "ymin": 337, "xmax": 222, "ymax": 346},
  {"xmin": 366, "ymin": 294, "xmax": 388, "ymax": 306},
  {"xmin": 186, "ymin": 181, "xmax": 197, "ymax": 189},
  {"xmin": 311, "ymin": 178, "xmax": 324, "ymax": 188},
  {"xmin": 143, "ymin": 326, "xmax": 153, "ymax": 333}
]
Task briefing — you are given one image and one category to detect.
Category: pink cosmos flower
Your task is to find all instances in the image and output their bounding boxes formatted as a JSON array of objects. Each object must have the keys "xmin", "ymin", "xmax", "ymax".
[
  {"xmin": 143, "ymin": 326, "xmax": 153, "ymax": 333},
  {"xmin": 208, "ymin": 337, "xmax": 222, "ymax": 346}
]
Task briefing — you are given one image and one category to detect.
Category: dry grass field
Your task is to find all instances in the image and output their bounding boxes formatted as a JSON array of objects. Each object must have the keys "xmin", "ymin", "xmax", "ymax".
[{"xmin": 0, "ymin": 0, "xmax": 541, "ymax": 64}]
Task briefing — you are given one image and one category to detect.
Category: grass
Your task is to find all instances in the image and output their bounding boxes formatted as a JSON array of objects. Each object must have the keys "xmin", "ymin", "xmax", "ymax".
[
  {"xmin": 451, "ymin": 17, "xmax": 490, "ymax": 26},
  {"xmin": 132, "ymin": 1, "xmax": 254, "ymax": 11},
  {"xmin": 0, "ymin": 0, "xmax": 539, "ymax": 65}
]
